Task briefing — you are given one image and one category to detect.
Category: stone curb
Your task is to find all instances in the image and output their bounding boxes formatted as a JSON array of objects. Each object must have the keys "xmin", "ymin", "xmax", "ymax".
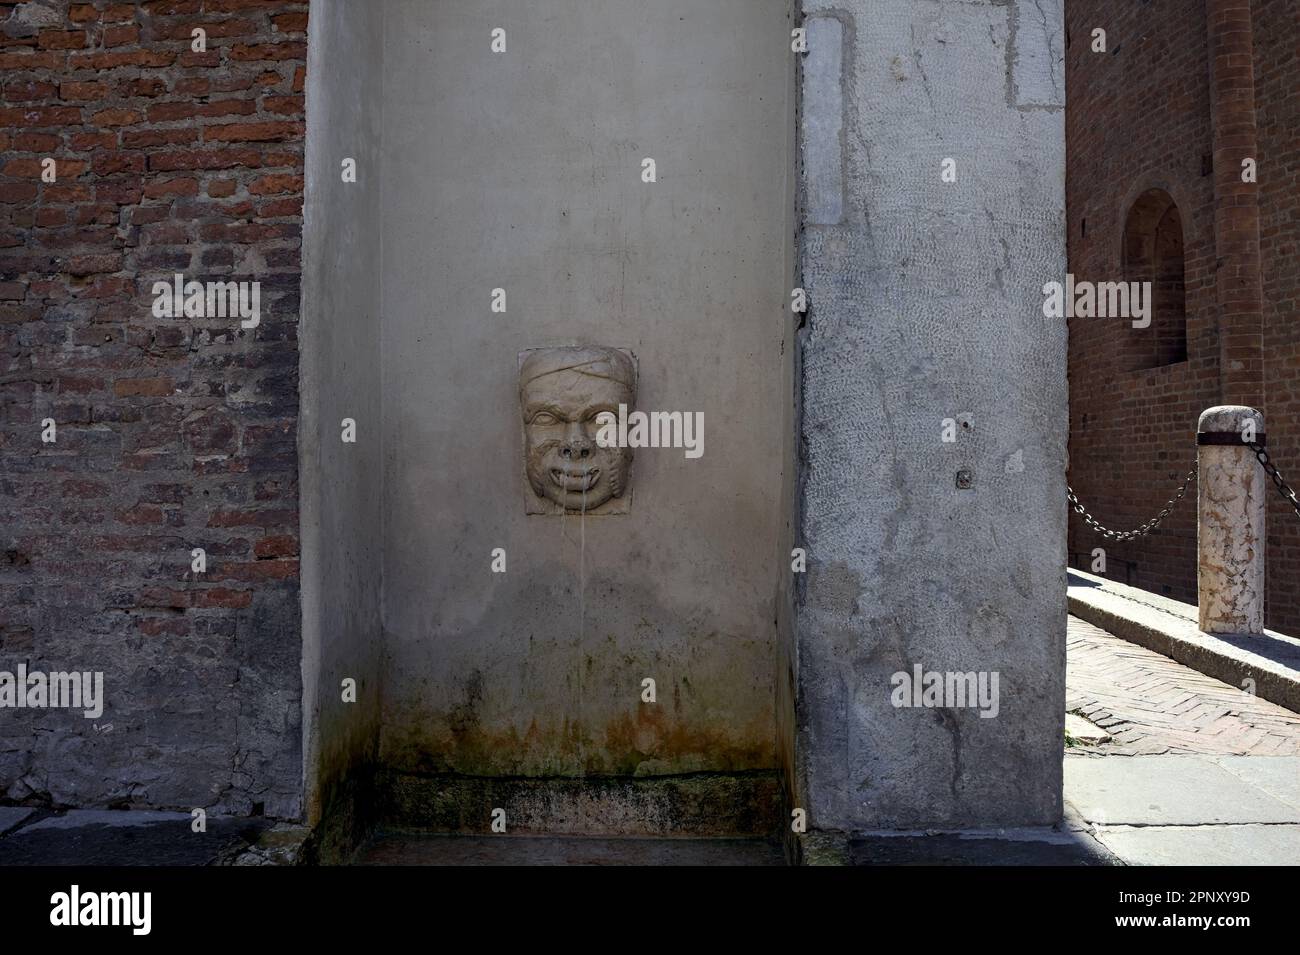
[{"xmin": 1067, "ymin": 568, "xmax": 1300, "ymax": 714}]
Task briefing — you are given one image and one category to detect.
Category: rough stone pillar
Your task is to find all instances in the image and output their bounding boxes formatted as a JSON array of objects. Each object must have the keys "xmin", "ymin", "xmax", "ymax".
[
  {"xmin": 1206, "ymin": 0, "xmax": 1264, "ymax": 408},
  {"xmin": 794, "ymin": 0, "xmax": 1067, "ymax": 841},
  {"xmin": 1197, "ymin": 406, "xmax": 1266, "ymax": 634}
]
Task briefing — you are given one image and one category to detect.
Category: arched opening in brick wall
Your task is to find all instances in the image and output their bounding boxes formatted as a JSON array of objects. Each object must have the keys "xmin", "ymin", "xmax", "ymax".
[{"xmin": 1121, "ymin": 188, "xmax": 1188, "ymax": 370}]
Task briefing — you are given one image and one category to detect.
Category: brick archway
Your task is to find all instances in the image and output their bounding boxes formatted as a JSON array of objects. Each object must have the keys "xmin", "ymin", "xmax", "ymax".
[{"xmin": 1121, "ymin": 188, "xmax": 1188, "ymax": 370}]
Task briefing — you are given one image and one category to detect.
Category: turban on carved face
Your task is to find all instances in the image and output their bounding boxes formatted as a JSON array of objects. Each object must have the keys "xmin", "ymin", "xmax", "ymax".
[{"xmin": 518, "ymin": 346, "xmax": 636, "ymax": 398}]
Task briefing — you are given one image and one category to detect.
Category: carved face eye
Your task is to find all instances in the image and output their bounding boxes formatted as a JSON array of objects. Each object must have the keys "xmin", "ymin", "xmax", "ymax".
[{"xmin": 530, "ymin": 411, "xmax": 560, "ymax": 426}]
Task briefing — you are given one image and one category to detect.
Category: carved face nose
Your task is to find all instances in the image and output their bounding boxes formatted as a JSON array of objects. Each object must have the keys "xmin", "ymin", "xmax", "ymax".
[{"xmin": 561, "ymin": 422, "xmax": 593, "ymax": 459}]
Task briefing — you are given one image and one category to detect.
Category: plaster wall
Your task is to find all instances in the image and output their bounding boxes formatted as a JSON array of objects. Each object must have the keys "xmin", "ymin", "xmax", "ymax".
[
  {"xmin": 300, "ymin": 0, "xmax": 385, "ymax": 833},
  {"xmin": 376, "ymin": 0, "xmax": 798, "ymax": 783}
]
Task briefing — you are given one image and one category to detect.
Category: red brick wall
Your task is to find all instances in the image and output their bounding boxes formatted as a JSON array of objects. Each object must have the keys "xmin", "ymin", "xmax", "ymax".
[
  {"xmin": 0, "ymin": 0, "xmax": 307, "ymax": 816},
  {"xmin": 1066, "ymin": 0, "xmax": 1300, "ymax": 635}
]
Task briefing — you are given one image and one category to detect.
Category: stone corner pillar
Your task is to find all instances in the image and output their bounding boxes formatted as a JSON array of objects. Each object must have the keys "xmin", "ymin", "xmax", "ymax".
[{"xmin": 1197, "ymin": 405, "xmax": 1266, "ymax": 634}]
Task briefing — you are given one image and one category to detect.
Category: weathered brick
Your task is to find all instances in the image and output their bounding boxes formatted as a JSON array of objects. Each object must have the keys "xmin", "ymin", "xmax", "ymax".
[
  {"xmin": 261, "ymin": 94, "xmax": 304, "ymax": 115},
  {"xmin": 147, "ymin": 146, "xmax": 261, "ymax": 171},
  {"xmin": 248, "ymin": 172, "xmax": 302, "ymax": 195},
  {"xmin": 68, "ymin": 49, "xmax": 175, "ymax": 70},
  {"xmin": 1, "ymin": 0, "xmax": 307, "ymax": 819},
  {"xmin": 254, "ymin": 534, "xmax": 298, "ymax": 558},
  {"xmin": 224, "ymin": 559, "xmax": 298, "ymax": 581},
  {"xmin": 0, "ymin": 105, "xmax": 81, "ymax": 126},
  {"xmin": 143, "ymin": 0, "xmax": 202, "ymax": 15},
  {"xmin": 60, "ymin": 80, "xmax": 110, "ymax": 101},
  {"xmin": 228, "ymin": 41, "xmax": 306, "ymax": 61},
  {"xmin": 42, "ymin": 182, "xmax": 88, "ymax": 202},
  {"xmin": 0, "ymin": 51, "xmax": 65, "ymax": 70},
  {"xmin": 142, "ymin": 176, "xmax": 199, "ymax": 198},
  {"xmin": 90, "ymin": 151, "xmax": 145, "ymax": 175},
  {"xmin": 116, "ymin": 503, "xmax": 168, "ymax": 524},
  {"xmin": 2, "ymin": 158, "xmax": 47, "ymax": 177},
  {"xmin": 70, "ymin": 130, "xmax": 117, "ymax": 150},
  {"xmin": 138, "ymin": 586, "xmax": 190, "ymax": 609},
  {"xmin": 272, "ymin": 12, "xmax": 309, "ymax": 33},
  {"xmin": 207, "ymin": 508, "xmax": 295, "ymax": 528},
  {"xmin": 4, "ymin": 79, "xmax": 59, "ymax": 101},
  {"xmin": 121, "ymin": 127, "xmax": 197, "ymax": 148},
  {"xmin": 193, "ymin": 587, "xmax": 253, "ymax": 609},
  {"xmin": 103, "ymin": 24, "xmax": 141, "ymax": 46},
  {"xmin": 202, "ymin": 120, "xmax": 303, "ymax": 143},
  {"xmin": 37, "ymin": 31, "xmax": 89, "ymax": 51},
  {"xmin": 152, "ymin": 17, "xmax": 258, "ymax": 40},
  {"xmin": 258, "ymin": 197, "xmax": 301, "ymax": 217},
  {"xmin": 137, "ymin": 616, "xmax": 191, "ymax": 637},
  {"xmin": 173, "ymin": 76, "xmax": 211, "ymax": 96},
  {"xmin": 112, "ymin": 377, "xmax": 175, "ymax": 397},
  {"xmin": 13, "ymin": 132, "xmax": 61, "ymax": 151},
  {"xmin": 120, "ymin": 76, "xmax": 168, "ymax": 97},
  {"xmin": 90, "ymin": 106, "xmax": 144, "ymax": 126},
  {"xmin": 0, "ymin": 181, "xmax": 38, "ymax": 202},
  {"xmin": 94, "ymin": 180, "xmax": 143, "ymax": 204}
]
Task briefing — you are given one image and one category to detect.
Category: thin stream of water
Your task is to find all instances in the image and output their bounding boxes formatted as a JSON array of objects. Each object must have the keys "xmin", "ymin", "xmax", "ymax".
[
  {"xmin": 579, "ymin": 466, "xmax": 590, "ymax": 772},
  {"xmin": 579, "ymin": 466, "xmax": 588, "ymax": 647},
  {"xmin": 556, "ymin": 462, "xmax": 593, "ymax": 771}
]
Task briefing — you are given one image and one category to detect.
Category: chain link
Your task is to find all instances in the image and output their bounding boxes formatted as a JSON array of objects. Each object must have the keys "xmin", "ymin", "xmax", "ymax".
[
  {"xmin": 1067, "ymin": 465, "xmax": 1198, "ymax": 541},
  {"xmin": 1249, "ymin": 442, "xmax": 1300, "ymax": 521}
]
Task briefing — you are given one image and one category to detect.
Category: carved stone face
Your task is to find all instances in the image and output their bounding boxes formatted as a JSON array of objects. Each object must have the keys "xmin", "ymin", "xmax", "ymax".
[{"xmin": 519, "ymin": 346, "xmax": 636, "ymax": 513}]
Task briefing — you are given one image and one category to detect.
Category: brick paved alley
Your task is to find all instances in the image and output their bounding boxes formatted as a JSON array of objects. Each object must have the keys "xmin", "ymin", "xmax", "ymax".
[
  {"xmin": 1064, "ymin": 617, "xmax": 1300, "ymax": 864},
  {"xmin": 1067, "ymin": 617, "xmax": 1300, "ymax": 757}
]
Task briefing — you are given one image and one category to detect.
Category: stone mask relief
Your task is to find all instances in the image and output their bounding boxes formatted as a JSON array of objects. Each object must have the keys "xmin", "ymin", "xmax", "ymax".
[{"xmin": 519, "ymin": 346, "xmax": 637, "ymax": 515}]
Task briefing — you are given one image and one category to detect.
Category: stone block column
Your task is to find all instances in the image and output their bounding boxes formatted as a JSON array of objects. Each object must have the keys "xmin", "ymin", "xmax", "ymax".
[{"xmin": 794, "ymin": 0, "xmax": 1068, "ymax": 841}]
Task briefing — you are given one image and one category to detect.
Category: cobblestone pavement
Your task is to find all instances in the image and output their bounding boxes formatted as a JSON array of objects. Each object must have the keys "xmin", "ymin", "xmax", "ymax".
[{"xmin": 1066, "ymin": 616, "xmax": 1300, "ymax": 757}]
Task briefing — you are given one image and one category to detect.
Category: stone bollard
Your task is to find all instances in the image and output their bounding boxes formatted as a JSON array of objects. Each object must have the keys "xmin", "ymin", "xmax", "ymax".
[{"xmin": 1197, "ymin": 406, "xmax": 1266, "ymax": 634}]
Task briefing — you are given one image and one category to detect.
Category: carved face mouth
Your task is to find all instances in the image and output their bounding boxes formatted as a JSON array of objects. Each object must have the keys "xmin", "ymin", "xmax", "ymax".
[{"xmin": 550, "ymin": 466, "xmax": 600, "ymax": 493}]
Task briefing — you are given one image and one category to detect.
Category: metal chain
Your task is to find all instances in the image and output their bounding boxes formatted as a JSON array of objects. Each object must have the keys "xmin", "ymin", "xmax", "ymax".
[
  {"xmin": 1068, "ymin": 443, "xmax": 1300, "ymax": 539},
  {"xmin": 1249, "ymin": 442, "xmax": 1300, "ymax": 521},
  {"xmin": 1067, "ymin": 465, "xmax": 1198, "ymax": 541}
]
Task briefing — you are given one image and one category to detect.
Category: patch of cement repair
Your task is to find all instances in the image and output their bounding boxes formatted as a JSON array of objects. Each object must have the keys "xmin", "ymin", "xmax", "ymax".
[{"xmin": 1065, "ymin": 712, "xmax": 1111, "ymax": 745}]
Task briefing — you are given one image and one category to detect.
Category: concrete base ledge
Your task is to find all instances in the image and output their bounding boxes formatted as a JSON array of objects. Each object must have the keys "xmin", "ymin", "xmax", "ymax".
[
  {"xmin": 376, "ymin": 770, "xmax": 783, "ymax": 838},
  {"xmin": 1068, "ymin": 568, "xmax": 1300, "ymax": 714}
]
